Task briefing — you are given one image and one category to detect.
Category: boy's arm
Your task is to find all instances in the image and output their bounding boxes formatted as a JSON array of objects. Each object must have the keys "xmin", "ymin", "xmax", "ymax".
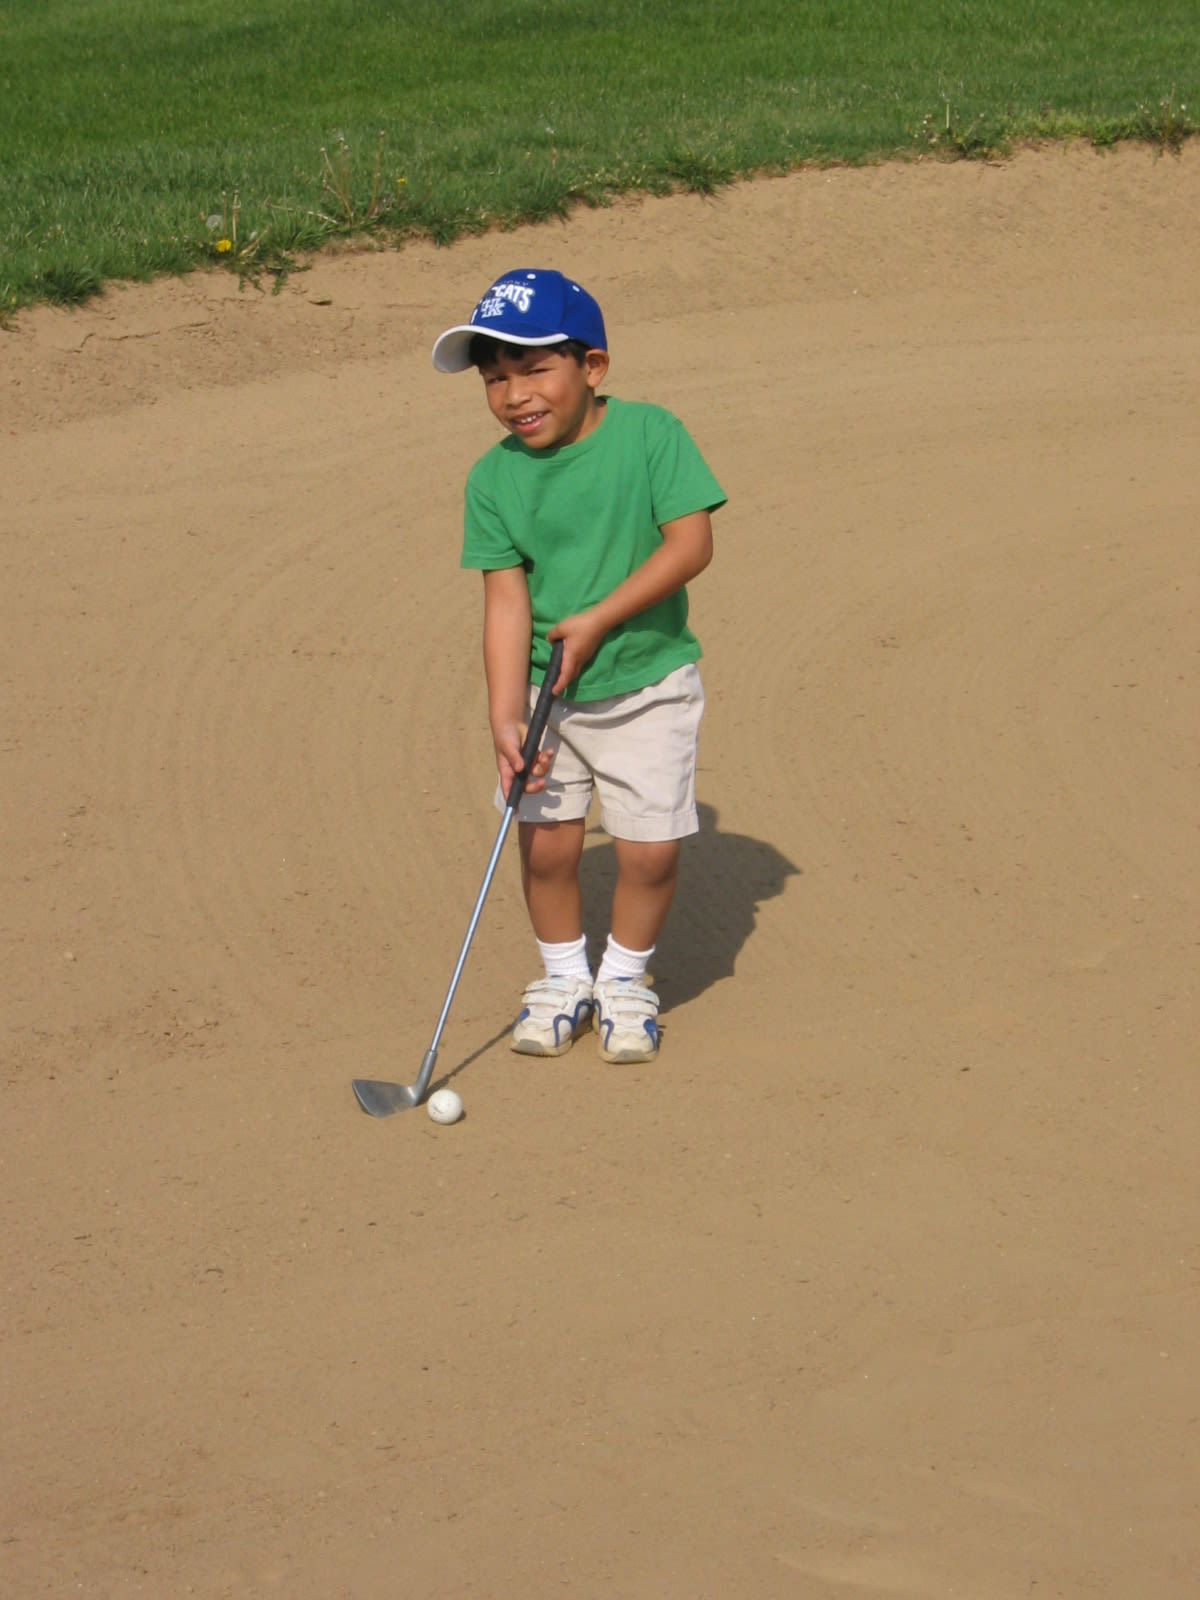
[
  {"xmin": 547, "ymin": 509, "xmax": 714, "ymax": 693},
  {"xmin": 482, "ymin": 566, "xmax": 553, "ymax": 799}
]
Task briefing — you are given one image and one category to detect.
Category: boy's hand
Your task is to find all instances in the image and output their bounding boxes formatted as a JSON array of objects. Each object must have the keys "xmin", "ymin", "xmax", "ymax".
[
  {"xmin": 547, "ymin": 610, "xmax": 607, "ymax": 693},
  {"xmin": 492, "ymin": 719, "xmax": 554, "ymax": 801}
]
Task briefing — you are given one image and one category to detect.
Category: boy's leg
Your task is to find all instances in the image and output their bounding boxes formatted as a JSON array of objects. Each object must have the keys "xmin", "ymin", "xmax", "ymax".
[
  {"xmin": 565, "ymin": 666, "xmax": 701, "ymax": 1063},
  {"xmin": 518, "ymin": 818, "xmax": 586, "ymax": 941},
  {"xmin": 511, "ymin": 819, "xmax": 592, "ymax": 1057},
  {"xmin": 592, "ymin": 837, "xmax": 681, "ymax": 1063},
  {"xmin": 609, "ymin": 837, "xmax": 681, "ymax": 953}
]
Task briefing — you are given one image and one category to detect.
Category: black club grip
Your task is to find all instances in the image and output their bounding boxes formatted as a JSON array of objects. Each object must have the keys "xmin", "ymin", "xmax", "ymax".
[{"xmin": 507, "ymin": 639, "xmax": 564, "ymax": 810}]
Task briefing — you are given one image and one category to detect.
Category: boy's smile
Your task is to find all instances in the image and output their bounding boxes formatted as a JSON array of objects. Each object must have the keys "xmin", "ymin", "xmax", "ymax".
[{"xmin": 481, "ymin": 345, "xmax": 609, "ymax": 450}]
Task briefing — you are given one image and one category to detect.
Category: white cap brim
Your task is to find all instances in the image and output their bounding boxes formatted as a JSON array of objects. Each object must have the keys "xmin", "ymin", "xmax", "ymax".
[{"xmin": 431, "ymin": 325, "xmax": 578, "ymax": 373}]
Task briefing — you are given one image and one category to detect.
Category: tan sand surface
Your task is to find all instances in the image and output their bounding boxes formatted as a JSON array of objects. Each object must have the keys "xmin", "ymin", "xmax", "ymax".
[{"xmin": 2, "ymin": 142, "xmax": 1198, "ymax": 1597}]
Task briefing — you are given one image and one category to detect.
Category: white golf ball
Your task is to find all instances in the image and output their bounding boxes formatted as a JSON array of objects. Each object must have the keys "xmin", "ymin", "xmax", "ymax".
[{"xmin": 427, "ymin": 1088, "xmax": 464, "ymax": 1125}]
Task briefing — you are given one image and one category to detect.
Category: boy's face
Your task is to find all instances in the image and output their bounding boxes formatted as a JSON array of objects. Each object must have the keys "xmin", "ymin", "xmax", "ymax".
[{"xmin": 479, "ymin": 345, "xmax": 609, "ymax": 450}]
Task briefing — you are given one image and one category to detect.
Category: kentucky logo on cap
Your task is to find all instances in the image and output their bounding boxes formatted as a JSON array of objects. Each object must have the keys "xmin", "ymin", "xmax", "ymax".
[
  {"xmin": 432, "ymin": 268, "xmax": 607, "ymax": 372},
  {"xmin": 476, "ymin": 278, "xmax": 537, "ymax": 319}
]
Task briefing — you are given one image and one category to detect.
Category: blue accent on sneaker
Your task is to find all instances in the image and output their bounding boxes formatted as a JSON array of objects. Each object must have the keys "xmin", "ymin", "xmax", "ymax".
[{"xmin": 554, "ymin": 1000, "xmax": 593, "ymax": 1044}]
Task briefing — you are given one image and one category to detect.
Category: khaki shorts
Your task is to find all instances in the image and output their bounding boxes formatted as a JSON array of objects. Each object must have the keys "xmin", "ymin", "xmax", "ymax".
[{"xmin": 496, "ymin": 663, "xmax": 705, "ymax": 841}]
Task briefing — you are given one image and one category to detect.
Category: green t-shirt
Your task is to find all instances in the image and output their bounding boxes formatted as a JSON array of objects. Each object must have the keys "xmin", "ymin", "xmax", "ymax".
[{"xmin": 461, "ymin": 397, "xmax": 726, "ymax": 701}]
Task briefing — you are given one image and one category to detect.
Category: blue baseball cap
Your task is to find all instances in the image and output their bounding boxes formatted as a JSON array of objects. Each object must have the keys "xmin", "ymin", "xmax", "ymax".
[{"xmin": 432, "ymin": 268, "xmax": 607, "ymax": 373}]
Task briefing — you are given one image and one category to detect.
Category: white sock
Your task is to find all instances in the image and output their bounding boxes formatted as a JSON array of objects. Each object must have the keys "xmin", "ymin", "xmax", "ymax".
[
  {"xmin": 596, "ymin": 934, "xmax": 653, "ymax": 984},
  {"xmin": 537, "ymin": 935, "xmax": 591, "ymax": 981}
]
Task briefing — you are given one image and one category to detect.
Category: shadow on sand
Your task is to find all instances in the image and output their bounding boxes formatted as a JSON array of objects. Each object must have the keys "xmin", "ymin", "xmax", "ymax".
[{"xmin": 579, "ymin": 801, "xmax": 801, "ymax": 1012}]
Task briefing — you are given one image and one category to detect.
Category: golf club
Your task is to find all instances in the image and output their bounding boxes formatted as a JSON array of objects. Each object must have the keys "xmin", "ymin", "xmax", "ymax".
[{"xmin": 351, "ymin": 639, "xmax": 564, "ymax": 1117}]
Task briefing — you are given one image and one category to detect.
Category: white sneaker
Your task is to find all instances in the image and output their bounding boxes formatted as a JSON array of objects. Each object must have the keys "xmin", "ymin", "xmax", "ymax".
[
  {"xmin": 592, "ymin": 977, "xmax": 660, "ymax": 1063},
  {"xmin": 511, "ymin": 975, "xmax": 595, "ymax": 1057}
]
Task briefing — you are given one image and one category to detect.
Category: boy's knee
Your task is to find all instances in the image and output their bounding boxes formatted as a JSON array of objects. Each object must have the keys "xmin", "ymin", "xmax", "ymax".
[
  {"xmin": 615, "ymin": 838, "xmax": 680, "ymax": 886},
  {"xmin": 521, "ymin": 819, "xmax": 585, "ymax": 876}
]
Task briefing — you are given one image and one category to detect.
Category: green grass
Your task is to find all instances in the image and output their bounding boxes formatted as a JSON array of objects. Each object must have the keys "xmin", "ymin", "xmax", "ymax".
[{"xmin": 1, "ymin": 0, "xmax": 1196, "ymax": 311}]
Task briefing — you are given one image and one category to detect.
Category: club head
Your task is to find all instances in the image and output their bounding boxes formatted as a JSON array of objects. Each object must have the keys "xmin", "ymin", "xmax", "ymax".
[
  {"xmin": 351, "ymin": 1048, "xmax": 438, "ymax": 1118},
  {"xmin": 351, "ymin": 1078, "xmax": 421, "ymax": 1117}
]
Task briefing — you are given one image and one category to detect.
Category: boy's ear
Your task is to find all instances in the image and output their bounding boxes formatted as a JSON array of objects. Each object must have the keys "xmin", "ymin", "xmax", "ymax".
[{"xmin": 583, "ymin": 348, "xmax": 610, "ymax": 389}]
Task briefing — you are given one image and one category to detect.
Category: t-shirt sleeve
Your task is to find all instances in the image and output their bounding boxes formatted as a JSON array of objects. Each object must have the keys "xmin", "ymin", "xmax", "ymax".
[
  {"xmin": 461, "ymin": 457, "xmax": 523, "ymax": 571},
  {"xmin": 644, "ymin": 407, "xmax": 728, "ymax": 526}
]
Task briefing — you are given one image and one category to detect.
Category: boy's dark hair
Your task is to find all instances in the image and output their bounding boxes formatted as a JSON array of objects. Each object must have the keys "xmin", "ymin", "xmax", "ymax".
[{"xmin": 468, "ymin": 333, "xmax": 591, "ymax": 371}]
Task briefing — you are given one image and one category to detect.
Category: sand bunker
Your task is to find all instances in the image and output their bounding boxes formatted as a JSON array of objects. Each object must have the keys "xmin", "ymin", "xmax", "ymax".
[{"xmin": 3, "ymin": 141, "xmax": 1198, "ymax": 1596}]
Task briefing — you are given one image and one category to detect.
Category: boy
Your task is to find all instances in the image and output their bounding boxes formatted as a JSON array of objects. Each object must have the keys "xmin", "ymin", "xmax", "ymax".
[{"xmin": 432, "ymin": 268, "xmax": 725, "ymax": 1063}]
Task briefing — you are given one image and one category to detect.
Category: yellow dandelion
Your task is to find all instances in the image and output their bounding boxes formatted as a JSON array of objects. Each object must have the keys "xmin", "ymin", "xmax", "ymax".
[{"xmin": 216, "ymin": 238, "xmax": 232, "ymax": 254}]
